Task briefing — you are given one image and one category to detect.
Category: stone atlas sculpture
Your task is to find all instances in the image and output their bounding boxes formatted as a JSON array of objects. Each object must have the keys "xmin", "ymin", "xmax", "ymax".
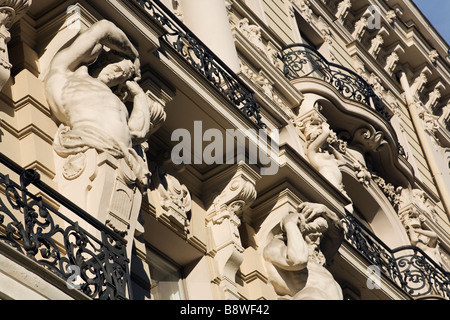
[
  {"xmin": 263, "ymin": 202, "xmax": 344, "ymax": 299},
  {"xmin": 45, "ymin": 20, "xmax": 163, "ymax": 252}
]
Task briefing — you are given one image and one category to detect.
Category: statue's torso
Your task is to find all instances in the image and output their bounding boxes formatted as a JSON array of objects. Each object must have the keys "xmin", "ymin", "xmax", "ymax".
[{"xmin": 51, "ymin": 69, "xmax": 132, "ymax": 147}]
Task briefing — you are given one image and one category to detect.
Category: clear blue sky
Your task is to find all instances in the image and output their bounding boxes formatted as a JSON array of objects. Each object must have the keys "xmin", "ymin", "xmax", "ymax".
[{"xmin": 413, "ymin": 0, "xmax": 450, "ymax": 44}]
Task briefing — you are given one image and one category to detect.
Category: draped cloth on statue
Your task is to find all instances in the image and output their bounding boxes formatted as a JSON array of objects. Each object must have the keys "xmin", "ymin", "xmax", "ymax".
[{"xmin": 53, "ymin": 124, "xmax": 150, "ymax": 188}]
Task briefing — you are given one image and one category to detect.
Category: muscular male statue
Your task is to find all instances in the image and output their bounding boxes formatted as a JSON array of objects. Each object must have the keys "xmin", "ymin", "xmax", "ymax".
[
  {"xmin": 263, "ymin": 202, "xmax": 344, "ymax": 300},
  {"xmin": 45, "ymin": 20, "xmax": 153, "ymax": 187}
]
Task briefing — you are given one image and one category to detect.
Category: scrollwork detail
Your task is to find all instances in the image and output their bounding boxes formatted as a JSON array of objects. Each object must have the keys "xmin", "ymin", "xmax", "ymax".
[{"xmin": 0, "ymin": 167, "xmax": 131, "ymax": 300}]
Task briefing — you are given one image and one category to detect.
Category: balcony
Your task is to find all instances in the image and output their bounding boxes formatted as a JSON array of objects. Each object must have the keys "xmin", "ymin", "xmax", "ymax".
[
  {"xmin": 278, "ymin": 42, "xmax": 410, "ymax": 180},
  {"xmin": 134, "ymin": 0, "xmax": 265, "ymax": 128},
  {"xmin": 0, "ymin": 153, "xmax": 132, "ymax": 300},
  {"xmin": 342, "ymin": 211, "xmax": 450, "ymax": 299},
  {"xmin": 1, "ymin": 151, "xmax": 447, "ymax": 300},
  {"xmin": 278, "ymin": 43, "xmax": 391, "ymax": 122}
]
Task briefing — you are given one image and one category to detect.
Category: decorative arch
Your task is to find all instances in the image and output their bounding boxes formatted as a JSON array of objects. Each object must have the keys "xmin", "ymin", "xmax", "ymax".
[{"xmin": 341, "ymin": 168, "xmax": 410, "ymax": 248}]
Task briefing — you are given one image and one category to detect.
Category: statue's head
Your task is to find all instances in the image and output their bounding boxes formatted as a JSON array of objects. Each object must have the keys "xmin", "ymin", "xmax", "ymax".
[{"xmin": 89, "ymin": 50, "xmax": 136, "ymax": 87}]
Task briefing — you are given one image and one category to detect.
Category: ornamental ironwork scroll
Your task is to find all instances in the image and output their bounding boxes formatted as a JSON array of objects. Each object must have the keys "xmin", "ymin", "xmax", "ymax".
[
  {"xmin": 342, "ymin": 211, "xmax": 450, "ymax": 299},
  {"xmin": 393, "ymin": 246, "xmax": 450, "ymax": 298},
  {"xmin": 134, "ymin": 0, "xmax": 265, "ymax": 128},
  {"xmin": 0, "ymin": 153, "xmax": 132, "ymax": 300},
  {"xmin": 278, "ymin": 43, "xmax": 391, "ymax": 121}
]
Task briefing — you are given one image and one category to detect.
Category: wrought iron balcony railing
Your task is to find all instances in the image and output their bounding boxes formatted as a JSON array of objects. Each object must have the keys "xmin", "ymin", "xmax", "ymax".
[
  {"xmin": 343, "ymin": 211, "xmax": 450, "ymax": 299},
  {"xmin": 0, "ymin": 153, "xmax": 132, "ymax": 300},
  {"xmin": 278, "ymin": 43, "xmax": 391, "ymax": 122},
  {"xmin": 134, "ymin": 0, "xmax": 265, "ymax": 128}
]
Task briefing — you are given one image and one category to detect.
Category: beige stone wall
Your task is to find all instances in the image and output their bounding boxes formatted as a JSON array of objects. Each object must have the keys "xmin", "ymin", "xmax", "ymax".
[{"xmin": 0, "ymin": 0, "xmax": 448, "ymax": 300}]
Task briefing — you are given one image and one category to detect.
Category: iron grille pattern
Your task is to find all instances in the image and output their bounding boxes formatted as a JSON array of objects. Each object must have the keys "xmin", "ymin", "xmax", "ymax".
[
  {"xmin": 343, "ymin": 211, "xmax": 450, "ymax": 299},
  {"xmin": 278, "ymin": 43, "xmax": 391, "ymax": 121},
  {"xmin": 135, "ymin": 0, "xmax": 265, "ymax": 128},
  {"xmin": 278, "ymin": 43, "xmax": 409, "ymax": 158},
  {"xmin": 0, "ymin": 153, "xmax": 132, "ymax": 300}
]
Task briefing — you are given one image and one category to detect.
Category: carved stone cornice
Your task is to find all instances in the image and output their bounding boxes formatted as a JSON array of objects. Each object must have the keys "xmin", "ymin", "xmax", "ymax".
[{"xmin": 206, "ymin": 162, "xmax": 259, "ymax": 224}]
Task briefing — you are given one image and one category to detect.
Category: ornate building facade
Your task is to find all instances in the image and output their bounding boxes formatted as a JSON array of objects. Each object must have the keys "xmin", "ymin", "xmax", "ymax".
[{"xmin": 0, "ymin": 0, "xmax": 449, "ymax": 300}]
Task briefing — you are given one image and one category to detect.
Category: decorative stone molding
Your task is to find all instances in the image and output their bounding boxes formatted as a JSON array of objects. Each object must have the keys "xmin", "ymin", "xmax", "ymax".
[
  {"xmin": 205, "ymin": 162, "xmax": 260, "ymax": 299},
  {"xmin": 439, "ymin": 101, "xmax": 450, "ymax": 128},
  {"xmin": 398, "ymin": 189, "xmax": 443, "ymax": 265},
  {"xmin": 384, "ymin": 44, "xmax": 405, "ymax": 75},
  {"xmin": 369, "ymin": 34, "xmax": 384, "ymax": 58},
  {"xmin": 372, "ymin": 173, "xmax": 402, "ymax": 209},
  {"xmin": 0, "ymin": 0, "xmax": 31, "ymax": 90},
  {"xmin": 240, "ymin": 61, "xmax": 291, "ymax": 113},
  {"xmin": 368, "ymin": 73, "xmax": 385, "ymax": 99},
  {"xmin": 411, "ymin": 66, "xmax": 432, "ymax": 99},
  {"xmin": 254, "ymin": 69, "xmax": 274, "ymax": 98},
  {"xmin": 352, "ymin": 56, "xmax": 369, "ymax": 81},
  {"xmin": 385, "ymin": 51, "xmax": 399, "ymax": 75},
  {"xmin": 385, "ymin": 10, "xmax": 397, "ymax": 25},
  {"xmin": 237, "ymin": 17, "xmax": 266, "ymax": 53},
  {"xmin": 290, "ymin": 0, "xmax": 313, "ymax": 23},
  {"xmin": 428, "ymin": 49, "xmax": 439, "ymax": 64},
  {"xmin": 417, "ymin": 103, "xmax": 441, "ymax": 144},
  {"xmin": 352, "ymin": 14, "xmax": 368, "ymax": 42},
  {"xmin": 350, "ymin": 125, "xmax": 387, "ymax": 153},
  {"xmin": 264, "ymin": 40, "xmax": 280, "ymax": 67},
  {"xmin": 316, "ymin": 17, "xmax": 336, "ymax": 62},
  {"xmin": 235, "ymin": 17, "xmax": 278, "ymax": 67},
  {"xmin": 150, "ymin": 157, "xmax": 192, "ymax": 235},
  {"xmin": 425, "ymin": 81, "xmax": 445, "ymax": 111},
  {"xmin": 352, "ymin": 160, "xmax": 371, "ymax": 186},
  {"xmin": 398, "ymin": 188, "xmax": 438, "ymax": 223},
  {"xmin": 316, "ymin": 16, "xmax": 333, "ymax": 45},
  {"xmin": 370, "ymin": 24, "xmax": 389, "ymax": 57}
]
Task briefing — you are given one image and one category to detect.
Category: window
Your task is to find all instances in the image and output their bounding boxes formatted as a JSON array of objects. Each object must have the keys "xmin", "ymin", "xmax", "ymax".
[{"xmin": 148, "ymin": 249, "xmax": 186, "ymax": 300}]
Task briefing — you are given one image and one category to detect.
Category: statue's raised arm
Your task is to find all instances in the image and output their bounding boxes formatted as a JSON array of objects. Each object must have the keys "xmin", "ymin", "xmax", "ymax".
[
  {"xmin": 49, "ymin": 19, "xmax": 140, "ymax": 77},
  {"xmin": 44, "ymin": 20, "xmax": 165, "ymax": 252}
]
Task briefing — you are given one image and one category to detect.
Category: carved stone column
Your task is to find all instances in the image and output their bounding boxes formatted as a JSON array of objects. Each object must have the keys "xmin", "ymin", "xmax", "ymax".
[
  {"xmin": 205, "ymin": 162, "xmax": 260, "ymax": 299},
  {"xmin": 0, "ymin": 0, "xmax": 31, "ymax": 90}
]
